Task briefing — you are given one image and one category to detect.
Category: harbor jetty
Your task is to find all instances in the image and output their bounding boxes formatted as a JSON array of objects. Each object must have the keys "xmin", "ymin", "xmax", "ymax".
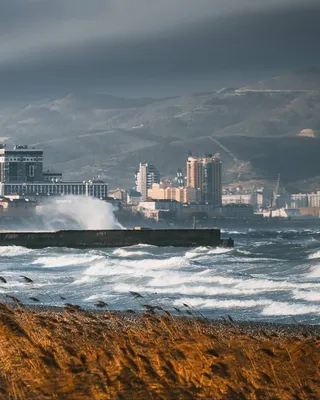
[{"xmin": 0, "ymin": 228, "xmax": 233, "ymax": 248}]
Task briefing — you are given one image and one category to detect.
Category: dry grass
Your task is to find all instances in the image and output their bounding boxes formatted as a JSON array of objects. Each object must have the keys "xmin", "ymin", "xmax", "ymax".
[{"xmin": 0, "ymin": 302, "xmax": 318, "ymax": 399}]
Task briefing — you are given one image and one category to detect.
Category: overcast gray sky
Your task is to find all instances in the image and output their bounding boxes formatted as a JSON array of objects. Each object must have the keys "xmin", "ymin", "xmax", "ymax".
[{"xmin": 0, "ymin": 0, "xmax": 319, "ymax": 99}]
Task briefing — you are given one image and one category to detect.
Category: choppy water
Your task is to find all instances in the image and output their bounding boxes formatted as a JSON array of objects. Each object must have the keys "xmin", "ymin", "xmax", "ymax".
[{"xmin": 0, "ymin": 227, "xmax": 320, "ymax": 324}]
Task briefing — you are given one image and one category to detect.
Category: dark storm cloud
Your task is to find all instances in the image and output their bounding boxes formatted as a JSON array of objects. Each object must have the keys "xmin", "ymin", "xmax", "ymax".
[{"xmin": 0, "ymin": 0, "xmax": 319, "ymax": 97}]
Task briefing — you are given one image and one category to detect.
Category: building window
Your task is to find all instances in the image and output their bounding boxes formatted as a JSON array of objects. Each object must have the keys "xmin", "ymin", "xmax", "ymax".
[{"xmin": 29, "ymin": 165, "xmax": 35, "ymax": 177}]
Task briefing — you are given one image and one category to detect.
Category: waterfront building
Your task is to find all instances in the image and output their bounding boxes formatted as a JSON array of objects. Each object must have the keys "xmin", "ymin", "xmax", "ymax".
[
  {"xmin": 222, "ymin": 192, "xmax": 263, "ymax": 209},
  {"xmin": 135, "ymin": 163, "xmax": 160, "ymax": 201},
  {"xmin": 0, "ymin": 144, "xmax": 43, "ymax": 183},
  {"xmin": 126, "ymin": 189, "xmax": 142, "ymax": 205},
  {"xmin": 0, "ymin": 181, "xmax": 107, "ymax": 200},
  {"xmin": 186, "ymin": 155, "xmax": 222, "ymax": 205},
  {"xmin": 43, "ymin": 171, "xmax": 63, "ymax": 182},
  {"xmin": 148, "ymin": 183, "xmax": 198, "ymax": 203},
  {"xmin": 0, "ymin": 144, "xmax": 107, "ymax": 200}
]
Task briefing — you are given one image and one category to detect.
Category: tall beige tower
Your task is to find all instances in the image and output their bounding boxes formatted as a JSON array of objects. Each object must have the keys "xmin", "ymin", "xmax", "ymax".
[{"xmin": 186, "ymin": 155, "xmax": 222, "ymax": 206}]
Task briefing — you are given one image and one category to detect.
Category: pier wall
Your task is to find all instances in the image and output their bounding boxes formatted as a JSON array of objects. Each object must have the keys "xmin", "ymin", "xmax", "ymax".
[{"xmin": 0, "ymin": 228, "xmax": 222, "ymax": 248}]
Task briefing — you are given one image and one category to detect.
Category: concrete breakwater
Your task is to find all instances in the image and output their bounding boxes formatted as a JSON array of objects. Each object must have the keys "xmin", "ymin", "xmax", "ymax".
[{"xmin": 0, "ymin": 228, "xmax": 232, "ymax": 249}]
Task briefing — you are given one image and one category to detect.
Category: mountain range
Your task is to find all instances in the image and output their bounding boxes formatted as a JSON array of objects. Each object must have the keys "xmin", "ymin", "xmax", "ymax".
[{"xmin": 1, "ymin": 69, "xmax": 320, "ymax": 192}]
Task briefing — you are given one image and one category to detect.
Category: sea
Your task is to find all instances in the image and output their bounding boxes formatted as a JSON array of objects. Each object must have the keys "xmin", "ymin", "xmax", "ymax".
[{"xmin": 0, "ymin": 225, "xmax": 320, "ymax": 325}]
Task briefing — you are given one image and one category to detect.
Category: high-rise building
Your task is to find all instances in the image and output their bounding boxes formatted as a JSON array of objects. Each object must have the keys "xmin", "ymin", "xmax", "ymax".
[
  {"xmin": 0, "ymin": 144, "xmax": 44, "ymax": 183},
  {"xmin": 135, "ymin": 163, "xmax": 160, "ymax": 200},
  {"xmin": 176, "ymin": 169, "xmax": 184, "ymax": 187},
  {"xmin": 186, "ymin": 155, "xmax": 222, "ymax": 206}
]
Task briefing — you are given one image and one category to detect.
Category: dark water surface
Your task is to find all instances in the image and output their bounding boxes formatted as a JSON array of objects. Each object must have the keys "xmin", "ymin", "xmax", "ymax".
[{"xmin": 0, "ymin": 226, "xmax": 319, "ymax": 324}]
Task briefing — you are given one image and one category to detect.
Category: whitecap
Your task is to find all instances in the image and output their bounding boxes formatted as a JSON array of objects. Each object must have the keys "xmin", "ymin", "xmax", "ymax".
[
  {"xmin": 173, "ymin": 297, "xmax": 272, "ymax": 309},
  {"xmin": 0, "ymin": 246, "xmax": 33, "ymax": 257},
  {"xmin": 306, "ymin": 264, "xmax": 320, "ymax": 278},
  {"xmin": 72, "ymin": 275, "xmax": 99, "ymax": 285},
  {"xmin": 308, "ymin": 250, "xmax": 320, "ymax": 260},
  {"xmin": 262, "ymin": 301, "xmax": 320, "ymax": 316},
  {"xmin": 32, "ymin": 254, "xmax": 104, "ymax": 268},
  {"xmin": 207, "ymin": 247, "xmax": 233, "ymax": 255},
  {"xmin": 293, "ymin": 290, "xmax": 320, "ymax": 302},
  {"xmin": 185, "ymin": 247, "xmax": 210, "ymax": 259},
  {"xmin": 112, "ymin": 248, "xmax": 151, "ymax": 257}
]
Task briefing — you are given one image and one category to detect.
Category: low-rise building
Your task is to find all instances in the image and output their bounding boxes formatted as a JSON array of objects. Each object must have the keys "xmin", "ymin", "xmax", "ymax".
[
  {"xmin": 148, "ymin": 183, "xmax": 198, "ymax": 203},
  {"xmin": 290, "ymin": 193, "xmax": 308, "ymax": 208},
  {"xmin": 43, "ymin": 171, "xmax": 63, "ymax": 182},
  {"xmin": 108, "ymin": 189, "xmax": 125, "ymax": 202},
  {"xmin": 127, "ymin": 190, "xmax": 142, "ymax": 205},
  {"xmin": 299, "ymin": 207, "xmax": 320, "ymax": 217},
  {"xmin": 307, "ymin": 192, "xmax": 320, "ymax": 208},
  {"xmin": 216, "ymin": 204, "xmax": 255, "ymax": 218},
  {"xmin": 222, "ymin": 193, "xmax": 263, "ymax": 209},
  {"xmin": 0, "ymin": 196, "xmax": 36, "ymax": 217},
  {"xmin": 0, "ymin": 181, "xmax": 108, "ymax": 200},
  {"xmin": 139, "ymin": 199, "xmax": 181, "ymax": 213}
]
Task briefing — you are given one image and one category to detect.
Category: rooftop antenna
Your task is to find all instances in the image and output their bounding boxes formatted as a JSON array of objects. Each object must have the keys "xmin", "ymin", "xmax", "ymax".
[{"xmin": 193, "ymin": 216, "xmax": 197, "ymax": 229}]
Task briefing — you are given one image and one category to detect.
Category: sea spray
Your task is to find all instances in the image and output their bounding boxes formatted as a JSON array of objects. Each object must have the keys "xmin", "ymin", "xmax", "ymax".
[{"xmin": 37, "ymin": 195, "xmax": 124, "ymax": 230}]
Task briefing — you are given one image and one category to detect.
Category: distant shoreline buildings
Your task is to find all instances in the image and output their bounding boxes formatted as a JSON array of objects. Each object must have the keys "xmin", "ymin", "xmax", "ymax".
[
  {"xmin": 0, "ymin": 142, "xmax": 320, "ymax": 222},
  {"xmin": 0, "ymin": 144, "xmax": 108, "ymax": 200}
]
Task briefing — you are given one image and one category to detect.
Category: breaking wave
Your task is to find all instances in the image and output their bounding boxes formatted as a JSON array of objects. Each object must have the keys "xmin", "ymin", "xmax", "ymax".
[
  {"xmin": 308, "ymin": 250, "xmax": 320, "ymax": 259},
  {"xmin": 262, "ymin": 302, "xmax": 320, "ymax": 316},
  {"xmin": 1, "ymin": 224, "xmax": 320, "ymax": 324},
  {"xmin": 112, "ymin": 248, "xmax": 151, "ymax": 257},
  {"xmin": 32, "ymin": 254, "xmax": 104, "ymax": 268},
  {"xmin": 0, "ymin": 246, "xmax": 33, "ymax": 257}
]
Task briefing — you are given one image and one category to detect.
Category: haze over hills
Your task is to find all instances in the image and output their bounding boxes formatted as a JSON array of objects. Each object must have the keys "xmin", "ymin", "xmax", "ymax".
[
  {"xmin": 239, "ymin": 67, "xmax": 320, "ymax": 91},
  {"xmin": 1, "ymin": 69, "xmax": 320, "ymax": 191}
]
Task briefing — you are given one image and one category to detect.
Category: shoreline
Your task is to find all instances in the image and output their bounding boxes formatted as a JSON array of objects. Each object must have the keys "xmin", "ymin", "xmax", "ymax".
[{"xmin": 0, "ymin": 302, "xmax": 319, "ymax": 399}]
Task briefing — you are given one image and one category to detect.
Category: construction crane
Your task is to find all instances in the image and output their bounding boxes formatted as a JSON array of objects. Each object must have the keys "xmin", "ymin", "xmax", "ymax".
[{"xmin": 269, "ymin": 174, "xmax": 280, "ymax": 219}]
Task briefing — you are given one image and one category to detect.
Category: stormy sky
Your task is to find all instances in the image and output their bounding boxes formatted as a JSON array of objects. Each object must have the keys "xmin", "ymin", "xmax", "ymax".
[{"xmin": 1, "ymin": 0, "xmax": 320, "ymax": 99}]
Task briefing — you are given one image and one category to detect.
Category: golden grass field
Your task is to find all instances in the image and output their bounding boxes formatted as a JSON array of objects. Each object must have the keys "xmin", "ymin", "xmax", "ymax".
[{"xmin": 0, "ymin": 302, "xmax": 319, "ymax": 400}]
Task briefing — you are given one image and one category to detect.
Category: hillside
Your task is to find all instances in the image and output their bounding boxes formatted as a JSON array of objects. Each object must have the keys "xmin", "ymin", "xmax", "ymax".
[
  {"xmin": 239, "ymin": 67, "xmax": 320, "ymax": 91},
  {"xmin": 1, "ymin": 70, "xmax": 320, "ymax": 190}
]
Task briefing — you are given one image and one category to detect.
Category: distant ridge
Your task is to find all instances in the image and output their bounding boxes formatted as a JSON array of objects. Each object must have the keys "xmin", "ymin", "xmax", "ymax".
[
  {"xmin": 238, "ymin": 67, "xmax": 320, "ymax": 91},
  {"xmin": 1, "ymin": 67, "xmax": 320, "ymax": 191}
]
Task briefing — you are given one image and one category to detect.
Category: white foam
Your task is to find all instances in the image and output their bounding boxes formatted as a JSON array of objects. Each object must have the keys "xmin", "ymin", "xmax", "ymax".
[
  {"xmin": 237, "ymin": 250, "xmax": 252, "ymax": 255},
  {"xmin": 32, "ymin": 254, "xmax": 104, "ymax": 268},
  {"xmin": 207, "ymin": 247, "xmax": 233, "ymax": 255},
  {"xmin": 308, "ymin": 250, "xmax": 320, "ymax": 260},
  {"xmin": 306, "ymin": 264, "xmax": 320, "ymax": 278},
  {"xmin": 185, "ymin": 247, "xmax": 210, "ymax": 259},
  {"xmin": 262, "ymin": 302, "xmax": 320, "ymax": 316},
  {"xmin": 112, "ymin": 248, "xmax": 150, "ymax": 257},
  {"xmin": 173, "ymin": 297, "xmax": 272, "ymax": 309},
  {"xmin": 134, "ymin": 244, "xmax": 157, "ymax": 248},
  {"xmin": 83, "ymin": 259, "xmax": 119, "ymax": 276},
  {"xmin": 147, "ymin": 272, "xmax": 240, "ymax": 287},
  {"xmin": 293, "ymin": 290, "xmax": 320, "ymax": 302},
  {"xmin": 84, "ymin": 293, "xmax": 116, "ymax": 301},
  {"xmin": 0, "ymin": 246, "xmax": 33, "ymax": 257},
  {"xmin": 72, "ymin": 275, "xmax": 98, "ymax": 285},
  {"xmin": 113, "ymin": 283, "xmax": 261, "ymax": 297},
  {"xmin": 121, "ymin": 256, "xmax": 190, "ymax": 270}
]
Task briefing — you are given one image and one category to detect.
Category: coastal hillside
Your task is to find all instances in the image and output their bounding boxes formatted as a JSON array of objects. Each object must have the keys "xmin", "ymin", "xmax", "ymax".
[{"xmin": 1, "ymin": 69, "xmax": 320, "ymax": 189}]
